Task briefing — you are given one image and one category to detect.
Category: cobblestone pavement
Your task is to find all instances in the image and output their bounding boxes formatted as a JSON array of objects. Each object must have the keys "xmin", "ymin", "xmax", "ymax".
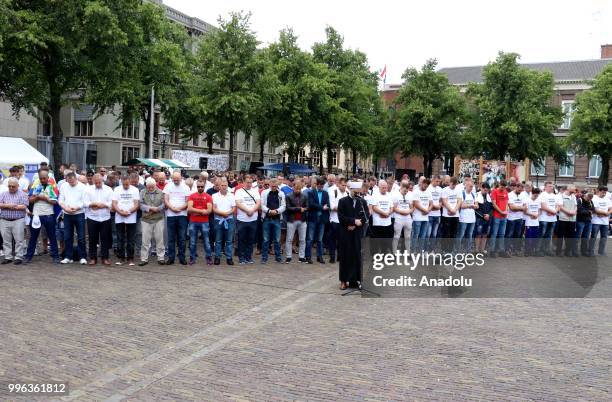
[{"xmin": 1, "ymin": 256, "xmax": 611, "ymax": 401}]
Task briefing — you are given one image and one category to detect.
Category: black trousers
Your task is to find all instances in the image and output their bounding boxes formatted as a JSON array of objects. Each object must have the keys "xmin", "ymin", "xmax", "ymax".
[
  {"xmin": 555, "ymin": 221, "xmax": 576, "ymax": 256},
  {"xmin": 116, "ymin": 222, "xmax": 136, "ymax": 260},
  {"xmin": 87, "ymin": 218, "xmax": 111, "ymax": 260},
  {"xmin": 441, "ymin": 216, "xmax": 459, "ymax": 251}
]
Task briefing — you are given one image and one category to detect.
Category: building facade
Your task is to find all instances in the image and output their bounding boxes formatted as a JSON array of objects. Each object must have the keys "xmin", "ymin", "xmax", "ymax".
[{"xmin": 382, "ymin": 44, "xmax": 612, "ymax": 186}]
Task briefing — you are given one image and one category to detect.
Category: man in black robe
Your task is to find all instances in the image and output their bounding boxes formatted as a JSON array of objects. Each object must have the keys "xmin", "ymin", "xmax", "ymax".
[{"xmin": 338, "ymin": 181, "xmax": 370, "ymax": 290}]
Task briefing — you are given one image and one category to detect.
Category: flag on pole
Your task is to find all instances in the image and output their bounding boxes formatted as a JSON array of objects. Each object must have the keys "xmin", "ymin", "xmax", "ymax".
[{"xmin": 379, "ymin": 65, "xmax": 387, "ymax": 84}]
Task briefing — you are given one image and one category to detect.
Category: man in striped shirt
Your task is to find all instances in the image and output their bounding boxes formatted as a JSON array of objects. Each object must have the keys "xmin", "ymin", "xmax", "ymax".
[{"xmin": 0, "ymin": 178, "xmax": 29, "ymax": 264}]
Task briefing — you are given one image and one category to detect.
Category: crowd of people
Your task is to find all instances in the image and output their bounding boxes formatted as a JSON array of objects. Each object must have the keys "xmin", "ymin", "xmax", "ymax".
[{"xmin": 0, "ymin": 162, "xmax": 610, "ymax": 290}]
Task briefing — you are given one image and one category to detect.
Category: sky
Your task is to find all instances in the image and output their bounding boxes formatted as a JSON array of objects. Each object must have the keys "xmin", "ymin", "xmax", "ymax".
[{"xmin": 165, "ymin": 0, "xmax": 612, "ymax": 84}]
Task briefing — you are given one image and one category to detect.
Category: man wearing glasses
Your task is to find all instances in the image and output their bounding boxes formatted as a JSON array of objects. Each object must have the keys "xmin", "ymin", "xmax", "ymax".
[{"xmin": 0, "ymin": 178, "xmax": 29, "ymax": 264}]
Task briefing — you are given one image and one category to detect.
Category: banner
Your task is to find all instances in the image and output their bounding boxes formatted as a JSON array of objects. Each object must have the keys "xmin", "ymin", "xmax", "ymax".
[{"xmin": 172, "ymin": 150, "xmax": 229, "ymax": 171}]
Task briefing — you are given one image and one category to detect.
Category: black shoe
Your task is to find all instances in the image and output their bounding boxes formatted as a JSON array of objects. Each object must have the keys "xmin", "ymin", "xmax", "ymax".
[
  {"xmin": 306, "ymin": 258, "xmax": 313, "ymax": 264},
  {"xmin": 1, "ymin": 259, "xmax": 12, "ymax": 264},
  {"xmin": 166, "ymin": 259, "xmax": 175, "ymax": 265},
  {"xmin": 138, "ymin": 261, "xmax": 148, "ymax": 266},
  {"xmin": 285, "ymin": 258, "xmax": 292, "ymax": 264},
  {"xmin": 157, "ymin": 260, "xmax": 165, "ymax": 265},
  {"xmin": 317, "ymin": 256, "xmax": 325, "ymax": 264},
  {"xmin": 298, "ymin": 258, "xmax": 306, "ymax": 263},
  {"xmin": 13, "ymin": 259, "xmax": 22, "ymax": 265},
  {"xmin": 214, "ymin": 258, "xmax": 220, "ymax": 265},
  {"xmin": 226, "ymin": 259, "xmax": 234, "ymax": 265},
  {"xmin": 329, "ymin": 257, "xmax": 336, "ymax": 264},
  {"xmin": 179, "ymin": 259, "xmax": 187, "ymax": 266}
]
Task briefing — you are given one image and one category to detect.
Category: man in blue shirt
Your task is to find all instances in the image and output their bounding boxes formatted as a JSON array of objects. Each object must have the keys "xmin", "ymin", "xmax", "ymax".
[{"xmin": 305, "ymin": 177, "xmax": 330, "ymax": 264}]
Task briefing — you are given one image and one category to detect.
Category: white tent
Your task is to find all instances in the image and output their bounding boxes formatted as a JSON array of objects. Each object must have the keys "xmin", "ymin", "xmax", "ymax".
[{"xmin": 0, "ymin": 137, "xmax": 48, "ymax": 165}]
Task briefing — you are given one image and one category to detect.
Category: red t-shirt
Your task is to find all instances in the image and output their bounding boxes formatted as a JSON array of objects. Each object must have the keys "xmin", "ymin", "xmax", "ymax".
[
  {"xmin": 188, "ymin": 192, "xmax": 212, "ymax": 223},
  {"xmin": 490, "ymin": 188, "xmax": 509, "ymax": 219}
]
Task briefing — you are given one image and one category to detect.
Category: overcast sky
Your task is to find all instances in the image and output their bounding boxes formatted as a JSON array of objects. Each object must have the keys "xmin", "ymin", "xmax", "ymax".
[{"xmin": 165, "ymin": 0, "xmax": 611, "ymax": 84}]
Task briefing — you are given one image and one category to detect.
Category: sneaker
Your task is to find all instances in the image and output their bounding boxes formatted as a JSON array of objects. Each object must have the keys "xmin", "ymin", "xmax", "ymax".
[
  {"xmin": 248, "ymin": 260, "xmax": 254, "ymax": 264},
  {"xmin": 305, "ymin": 258, "xmax": 313, "ymax": 264},
  {"xmin": 206, "ymin": 257, "xmax": 213, "ymax": 266},
  {"xmin": 115, "ymin": 260, "xmax": 123, "ymax": 265},
  {"xmin": 239, "ymin": 260, "xmax": 246, "ymax": 265},
  {"xmin": 79, "ymin": 258, "xmax": 87, "ymax": 265},
  {"xmin": 52, "ymin": 259, "xmax": 61, "ymax": 264},
  {"xmin": 179, "ymin": 259, "xmax": 187, "ymax": 266},
  {"xmin": 275, "ymin": 258, "xmax": 282, "ymax": 263},
  {"xmin": 60, "ymin": 258, "xmax": 73, "ymax": 264},
  {"xmin": 285, "ymin": 258, "xmax": 292, "ymax": 264},
  {"xmin": 13, "ymin": 259, "xmax": 22, "ymax": 265},
  {"xmin": 138, "ymin": 261, "xmax": 148, "ymax": 266},
  {"xmin": 213, "ymin": 258, "xmax": 220, "ymax": 265},
  {"xmin": 189, "ymin": 259, "xmax": 196, "ymax": 265},
  {"xmin": 157, "ymin": 260, "xmax": 166, "ymax": 265},
  {"xmin": 299, "ymin": 258, "xmax": 306, "ymax": 263},
  {"xmin": 226, "ymin": 259, "xmax": 234, "ymax": 265},
  {"xmin": 261, "ymin": 259, "xmax": 267, "ymax": 265}
]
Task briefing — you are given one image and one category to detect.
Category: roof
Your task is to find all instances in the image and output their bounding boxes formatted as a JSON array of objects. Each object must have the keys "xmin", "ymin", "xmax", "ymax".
[
  {"xmin": 438, "ymin": 58, "xmax": 612, "ymax": 85},
  {"xmin": 0, "ymin": 137, "xmax": 48, "ymax": 165}
]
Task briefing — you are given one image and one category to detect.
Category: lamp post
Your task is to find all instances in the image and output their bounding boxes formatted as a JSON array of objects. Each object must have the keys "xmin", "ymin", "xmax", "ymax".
[{"xmin": 158, "ymin": 130, "xmax": 170, "ymax": 159}]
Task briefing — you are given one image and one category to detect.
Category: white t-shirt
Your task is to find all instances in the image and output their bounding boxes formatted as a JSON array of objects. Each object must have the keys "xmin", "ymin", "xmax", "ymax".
[
  {"xmin": 476, "ymin": 191, "xmax": 492, "ymax": 205},
  {"xmin": 392, "ymin": 191, "xmax": 413, "ymax": 223},
  {"xmin": 459, "ymin": 190, "xmax": 477, "ymax": 223},
  {"xmin": 507, "ymin": 191, "xmax": 525, "ymax": 221},
  {"xmin": 212, "ymin": 191, "xmax": 236, "ymax": 219},
  {"xmin": 328, "ymin": 187, "xmax": 348, "ymax": 224},
  {"xmin": 411, "ymin": 188, "xmax": 432, "ymax": 222},
  {"xmin": 163, "ymin": 182, "xmax": 190, "ymax": 217},
  {"xmin": 441, "ymin": 186, "xmax": 461, "ymax": 218},
  {"xmin": 371, "ymin": 192, "xmax": 393, "ymax": 226},
  {"xmin": 113, "ymin": 185, "xmax": 139, "ymax": 224},
  {"xmin": 525, "ymin": 198, "xmax": 541, "ymax": 227},
  {"xmin": 520, "ymin": 191, "xmax": 531, "ymax": 220},
  {"xmin": 428, "ymin": 185, "xmax": 442, "ymax": 216},
  {"xmin": 538, "ymin": 192, "xmax": 562, "ymax": 223},
  {"xmin": 592, "ymin": 195, "xmax": 611, "ymax": 225},
  {"xmin": 235, "ymin": 187, "xmax": 260, "ymax": 222}
]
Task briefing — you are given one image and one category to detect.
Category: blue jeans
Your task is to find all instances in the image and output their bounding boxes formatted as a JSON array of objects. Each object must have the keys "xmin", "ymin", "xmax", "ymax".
[
  {"xmin": 575, "ymin": 221, "xmax": 592, "ymax": 255},
  {"xmin": 26, "ymin": 214, "xmax": 59, "ymax": 260},
  {"xmin": 189, "ymin": 222, "xmax": 211, "ymax": 261},
  {"xmin": 306, "ymin": 220, "xmax": 325, "ymax": 259},
  {"xmin": 167, "ymin": 216, "xmax": 188, "ymax": 261},
  {"xmin": 63, "ymin": 213, "xmax": 86, "ymax": 260},
  {"xmin": 262, "ymin": 219, "xmax": 281, "ymax": 261},
  {"xmin": 505, "ymin": 219, "xmax": 524, "ymax": 252},
  {"xmin": 488, "ymin": 217, "xmax": 507, "ymax": 253},
  {"xmin": 589, "ymin": 224, "xmax": 609, "ymax": 256},
  {"xmin": 455, "ymin": 222, "xmax": 475, "ymax": 252},
  {"xmin": 427, "ymin": 215, "xmax": 441, "ymax": 250},
  {"xmin": 538, "ymin": 221, "xmax": 556, "ymax": 254},
  {"xmin": 237, "ymin": 220, "xmax": 257, "ymax": 262},
  {"xmin": 214, "ymin": 217, "xmax": 234, "ymax": 259},
  {"xmin": 411, "ymin": 220, "xmax": 429, "ymax": 253}
]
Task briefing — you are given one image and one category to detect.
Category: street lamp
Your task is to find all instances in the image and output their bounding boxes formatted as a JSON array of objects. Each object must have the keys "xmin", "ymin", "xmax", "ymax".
[{"xmin": 158, "ymin": 130, "xmax": 170, "ymax": 158}]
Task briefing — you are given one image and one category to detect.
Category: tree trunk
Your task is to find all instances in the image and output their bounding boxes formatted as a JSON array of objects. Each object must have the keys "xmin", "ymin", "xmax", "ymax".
[
  {"xmin": 259, "ymin": 136, "xmax": 265, "ymax": 162},
  {"xmin": 50, "ymin": 96, "xmax": 63, "ymax": 169},
  {"xmin": 600, "ymin": 154, "xmax": 610, "ymax": 187},
  {"xmin": 143, "ymin": 108, "xmax": 151, "ymax": 158},
  {"xmin": 352, "ymin": 148, "xmax": 358, "ymax": 175},
  {"xmin": 423, "ymin": 155, "xmax": 434, "ymax": 178},
  {"xmin": 228, "ymin": 128, "xmax": 235, "ymax": 171},
  {"xmin": 326, "ymin": 146, "xmax": 333, "ymax": 174},
  {"xmin": 319, "ymin": 150, "xmax": 324, "ymax": 175},
  {"xmin": 206, "ymin": 133, "xmax": 214, "ymax": 154}
]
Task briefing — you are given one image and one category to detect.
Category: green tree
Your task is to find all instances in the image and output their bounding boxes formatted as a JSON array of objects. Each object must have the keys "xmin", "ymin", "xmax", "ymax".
[
  {"xmin": 466, "ymin": 52, "xmax": 563, "ymax": 164},
  {"xmin": 266, "ymin": 29, "xmax": 336, "ymax": 163},
  {"xmin": 565, "ymin": 64, "xmax": 612, "ymax": 186},
  {"xmin": 0, "ymin": 0, "xmax": 184, "ymax": 165},
  {"xmin": 313, "ymin": 27, "xmax": 382, "ymax": 174},
  {"xmin": 188, "ymin": 12, "xmax": 263, "ymax": 170},
  {"xmin": 388, "ymin": 59, "xmax": 467, "ymax": 177}
]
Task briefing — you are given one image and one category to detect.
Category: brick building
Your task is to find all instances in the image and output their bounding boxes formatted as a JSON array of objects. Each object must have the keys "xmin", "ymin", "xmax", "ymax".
[{"xmin": 382, "ymin": 44, "xmax": 612, "ymax": 186}]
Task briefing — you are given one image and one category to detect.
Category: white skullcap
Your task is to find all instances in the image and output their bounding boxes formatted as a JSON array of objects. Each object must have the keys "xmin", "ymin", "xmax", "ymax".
[{"xmin": 349, "ymin": 180, "xmax": 363, "ymax": 190}]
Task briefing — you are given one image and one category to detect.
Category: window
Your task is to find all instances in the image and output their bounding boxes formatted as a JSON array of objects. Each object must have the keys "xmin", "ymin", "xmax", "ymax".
[
  {"xmin": 558, "ymin": 152, "xmax": 574, "ymax": 177},
  {"xmin": 589, "ymin": 155, "xmax": 602, "ymax": 178},
  {"xmin": 74, "ymin": 120, "xmax": 93, "ymax": 137},
  {"xmin": 561, "ymin": 101, "xmax": 575, "ymax": 129},
  {"xmin": 153, "ymin": 149, "xmax": 159, "ymax": 159},
  {"xmin": 298, "ymin": 149, "xmax": 307, "ymax": 164},
  {"xmin": 171, "ymin": 131, "xmax": 180, "ymax": 144},
  {"xmin": 268, "ymin": 157, "xmax": 276, "ymax": 164},
  {"xmin": 312, "ymin": 151, "xmax": 321, "ymax": 167},
  {"xmin": 121, "ymin": 120, "xmax": 139, "ymax": 139},
  {"xmin": 232, "ymin": 155, "xmax": 238, "ymax": 170},
  {"xmin": 530, "ymin": 158, "xmax": 546, "ymax": 176},
  {"xmin": 331, "ymin": 150, "xmax": 337, "ymax": 167},
  {"xmin": 243, "ymin": 136, "xmax": 250, "ymax": 152},
  {"xmin": 267, "ymin": 141, "xmax": 275, "ymax": 154},
  {"xmin": 216, "ymin": 134, "xmax": 226, "ymax": 149},
  {"xmin": 122, "ymin": 146, "xmax": 140, "ymax": 165}
]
